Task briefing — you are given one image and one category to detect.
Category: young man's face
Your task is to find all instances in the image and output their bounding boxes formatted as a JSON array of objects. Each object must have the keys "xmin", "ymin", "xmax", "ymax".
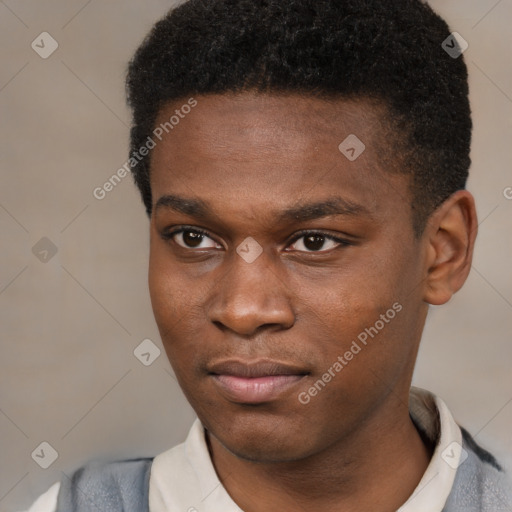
[{"xmin": 148, "ymin": 93, "xmax": 430, "ymax": 462}]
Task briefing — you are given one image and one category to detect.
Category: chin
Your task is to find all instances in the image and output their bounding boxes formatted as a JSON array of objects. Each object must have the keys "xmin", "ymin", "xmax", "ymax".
[
  {"xmin": 219, "ymin": 434, "xmax": 311, "ymax": 463},
  {"xmin": 204, "ymin": 410, "xmax": 319, "ymax": 463}
]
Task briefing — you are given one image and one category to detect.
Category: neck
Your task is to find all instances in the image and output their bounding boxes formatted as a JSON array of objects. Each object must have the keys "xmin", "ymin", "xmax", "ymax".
[{"xmin": 206, "ymin": 391, "xmax": 433, "ymax": 512}]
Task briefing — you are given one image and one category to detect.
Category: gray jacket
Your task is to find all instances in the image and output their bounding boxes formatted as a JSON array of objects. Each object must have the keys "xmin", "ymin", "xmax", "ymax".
[{"xmin": 55, "ymin": 428, "xmax": 512, "ymax": 511}]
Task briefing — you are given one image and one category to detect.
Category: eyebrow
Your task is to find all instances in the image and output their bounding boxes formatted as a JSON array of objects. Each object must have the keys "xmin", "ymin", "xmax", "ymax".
[{"xmin": 154, "ymin": 194, "xmax": 372, "ymax": 223}]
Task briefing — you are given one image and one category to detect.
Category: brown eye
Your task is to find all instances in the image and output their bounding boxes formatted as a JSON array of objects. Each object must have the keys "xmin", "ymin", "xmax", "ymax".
[
  {"xmin": 182, "ymin": 230, "xmax": 205, "ymax": 248},
  {"xmin": 166, "ymin": 229, "xmax": 220, "ymax": 250},
  {"xmin": 304, "ymin": 234, "xmax": 328, "ymax": 251},
  {"xmin": 288, "ymin": 232, "xmax": 349, "ymax": 253}
]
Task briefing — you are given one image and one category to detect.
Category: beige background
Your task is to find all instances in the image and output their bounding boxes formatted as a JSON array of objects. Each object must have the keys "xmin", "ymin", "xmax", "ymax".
[{"xmin": 0, "ymin": 1, "xmax": 511, "ymax": 510}]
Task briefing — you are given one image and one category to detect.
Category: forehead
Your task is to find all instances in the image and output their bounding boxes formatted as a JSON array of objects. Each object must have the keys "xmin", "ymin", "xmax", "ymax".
[
  {"xmin": 149, "ymin": 92, "xmax": 411, "ymax": 226},
  {"xmin": 153, "ymin": 92, "xmax": 388, "ymax": 157}
]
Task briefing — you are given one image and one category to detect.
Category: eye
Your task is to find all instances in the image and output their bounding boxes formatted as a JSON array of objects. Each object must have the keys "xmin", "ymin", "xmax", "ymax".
[
  {"xmin": 287, "ymin": 231, "xmax": 350, "ymax": 253},
  {"xmin": 163, "ymin": 228, "xmax": 221, "ymax": 250},
  {"xmin": 162, "ymin": 227, "xmax": 351, "ymax": 253}
]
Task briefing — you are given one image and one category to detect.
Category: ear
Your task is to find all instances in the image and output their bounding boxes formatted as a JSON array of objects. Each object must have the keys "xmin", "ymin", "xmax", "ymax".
[{"xmin": 423, "ymin": 190, "xmax": 478, "ymax": 306}]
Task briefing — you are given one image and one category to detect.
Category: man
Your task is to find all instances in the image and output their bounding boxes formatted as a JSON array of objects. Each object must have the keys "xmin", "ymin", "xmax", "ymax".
[{"xmin": 23, "ymin": 0, "xmax": 512, "ymax": 510}]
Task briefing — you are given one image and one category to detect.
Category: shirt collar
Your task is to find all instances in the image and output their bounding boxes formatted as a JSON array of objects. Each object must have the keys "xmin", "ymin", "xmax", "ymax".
[{"xmin": 398, "ymin": 386, "xmax": 463, "ymax": 511}]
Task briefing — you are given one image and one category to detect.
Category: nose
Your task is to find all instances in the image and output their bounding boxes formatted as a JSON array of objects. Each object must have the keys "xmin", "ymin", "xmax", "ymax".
[{"xmin": 207, "ymin": 249, "xmax": 295, "ymax": 337}]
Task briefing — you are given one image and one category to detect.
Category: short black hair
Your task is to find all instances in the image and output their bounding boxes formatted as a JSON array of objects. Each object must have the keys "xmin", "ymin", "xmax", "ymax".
[{"xmin": 126, "ymin": 0, "xmax": 471, "ymax": 236}]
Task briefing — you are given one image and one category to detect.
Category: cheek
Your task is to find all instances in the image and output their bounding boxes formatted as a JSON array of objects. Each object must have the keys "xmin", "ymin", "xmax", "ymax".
[
  {"xmin": 293, "ymin": 251, "xmax": 404, "ymax": 332},
  {"xmin": 148, "ymin": 245, "xmax": 174, "ymax": 324},
  {"xmin": 148, "ymin": 242, "xmax": 190, "ymax": 352},
  {"xmin": 291, "ymin": 251, "xmax": 416, "ymax": 385},
  {"xmin": 148, "ymin": 232, "xmax": 201, "ymax": 316},
  {"xmin": 148, "ymin": 240, "xmax": 216, "ymax": 376}
]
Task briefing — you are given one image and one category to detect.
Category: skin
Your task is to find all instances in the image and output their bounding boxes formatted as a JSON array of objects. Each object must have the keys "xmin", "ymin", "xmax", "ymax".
[{"xmin": 148, "ymin": 92, "xmax": 477, "ymax": 512}]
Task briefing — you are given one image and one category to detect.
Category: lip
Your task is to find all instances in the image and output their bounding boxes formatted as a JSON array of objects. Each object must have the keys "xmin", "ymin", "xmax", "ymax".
[{"xmin": 208, "ymin": 359, "xmax": 309, "ymax": 404}]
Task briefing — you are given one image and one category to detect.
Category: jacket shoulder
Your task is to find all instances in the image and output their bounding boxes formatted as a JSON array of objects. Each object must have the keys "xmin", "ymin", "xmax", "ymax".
[
  {"xmin": 443, "ymin": 428, "xmax": 512, "ymax": 511},
  {"xmin": 56, "ymin": 457, "xmax": 153, "ymax": 512}
]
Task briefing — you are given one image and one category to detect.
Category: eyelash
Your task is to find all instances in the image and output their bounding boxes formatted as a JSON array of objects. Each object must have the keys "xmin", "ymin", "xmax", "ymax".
[{"xmin": 161, "ymin": 226, "xmax": 352, "ymax": 253}]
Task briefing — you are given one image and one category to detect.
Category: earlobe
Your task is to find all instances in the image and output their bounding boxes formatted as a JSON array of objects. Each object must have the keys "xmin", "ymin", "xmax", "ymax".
[{"xmin": 423, "ymin": 190, "xmax": 478, "ymax": 306}]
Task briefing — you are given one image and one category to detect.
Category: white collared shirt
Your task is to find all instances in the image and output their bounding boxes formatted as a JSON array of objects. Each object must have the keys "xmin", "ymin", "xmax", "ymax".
[{"xmin": 23, "ymin": 387, "xmax": 462, "ymax": 512}]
